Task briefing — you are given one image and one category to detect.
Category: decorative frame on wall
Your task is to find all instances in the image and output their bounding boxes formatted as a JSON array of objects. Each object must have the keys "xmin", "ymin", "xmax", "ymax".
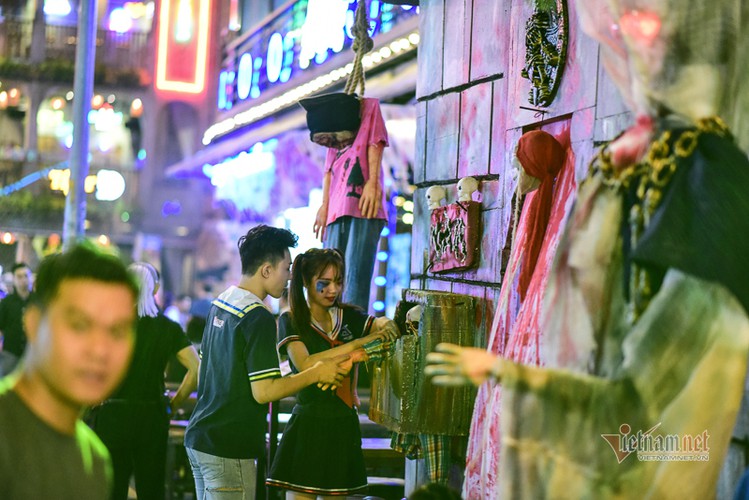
[
  {"xmin": 428, "ymin": 200, "xmax": 481, "ymax": 273},
  {"xmin": 520, "ymin": 0, "xmax": 569, "ymax": 107}
]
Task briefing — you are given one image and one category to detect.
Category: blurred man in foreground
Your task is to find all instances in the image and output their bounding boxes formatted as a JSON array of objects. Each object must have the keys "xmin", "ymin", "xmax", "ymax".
[{"xmin": 0, "ymin": 245, "xmax": 138, "ymax": 499}]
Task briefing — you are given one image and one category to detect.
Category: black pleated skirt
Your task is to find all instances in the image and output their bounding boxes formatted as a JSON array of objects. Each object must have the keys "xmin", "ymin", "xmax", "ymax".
[{"xmin": 266, "ymin": 403, "xmax": 368, "ymax": 496}]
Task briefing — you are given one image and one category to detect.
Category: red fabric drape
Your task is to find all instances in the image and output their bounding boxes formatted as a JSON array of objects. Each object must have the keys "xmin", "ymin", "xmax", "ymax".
[
  {"xmin": 464, "ymin": 130, "xmax": 576, "ymax": 499},
  {"xmin": 515, "ymin": 130, "xmax": 566, "ymax": 299}
]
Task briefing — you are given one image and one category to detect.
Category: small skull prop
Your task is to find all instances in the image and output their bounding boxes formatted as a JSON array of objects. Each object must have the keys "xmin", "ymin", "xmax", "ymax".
[
  {"xmin": 426, "ymin": 186, "xmax": 447, "ymax": 210},
  {"xmin": 405, "ymin": 304, "xmax": 422, "ymax": 336},
  {"xmin": 457, "ymin": 176, "xmax": 479, "ymax": 202},
  {"xmin": 405, "ymin": 304, "xmax": 422, "ymax": 323}
]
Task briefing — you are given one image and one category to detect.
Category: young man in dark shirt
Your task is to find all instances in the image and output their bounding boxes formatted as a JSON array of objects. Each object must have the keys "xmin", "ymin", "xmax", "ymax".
[
  {"xmin": 185, "ymin": 225, "xmax": 350, "ymax": 500},
  {"xmin": 0, "ymin": 245, "xmax": 138, "ymax": 499},
  {"xmin": 0, "ymin": 262, "xmax": 34, "ymax": 364}
]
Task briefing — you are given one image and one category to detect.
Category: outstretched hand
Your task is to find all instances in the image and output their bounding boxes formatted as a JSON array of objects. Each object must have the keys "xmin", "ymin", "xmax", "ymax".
[
  {"xmin": 424, "ymin": 343, "xmax": 501, "ymax": 387},
  {"xmin": 369, "ymin": 317, "xmax": 400, "ymax": 343},
  {"xmin": 314, "ymin": 354, "xmax": 350, "ymax": 391},
  {"xmin": 348, "ymin": 348, "xmax": 370, "ymax": 364},
  {"xmin": 317, "ymin": 350, "xmax": 370, "ymax": 391}
]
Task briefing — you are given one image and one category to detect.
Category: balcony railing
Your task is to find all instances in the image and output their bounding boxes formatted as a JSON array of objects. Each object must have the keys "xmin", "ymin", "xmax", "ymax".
[{"xmin": 0, "ymin": 18, "xmax": 149, "ymax": 72}]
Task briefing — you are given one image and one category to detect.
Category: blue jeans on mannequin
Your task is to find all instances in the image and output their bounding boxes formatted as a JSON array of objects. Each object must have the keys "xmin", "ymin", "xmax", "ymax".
[
  {"xmin": 186, "ymin": 448, "xmax": 256, "ymax": 500},
  {"xmin": 324, "ymin": 216, "xmax": 386, "ymax": 311}
]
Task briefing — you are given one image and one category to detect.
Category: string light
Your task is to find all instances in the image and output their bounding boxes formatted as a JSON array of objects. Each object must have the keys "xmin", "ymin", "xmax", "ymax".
[{"xmin": 203, "ymin": 31, "xmax": 420, "ymax": 145}]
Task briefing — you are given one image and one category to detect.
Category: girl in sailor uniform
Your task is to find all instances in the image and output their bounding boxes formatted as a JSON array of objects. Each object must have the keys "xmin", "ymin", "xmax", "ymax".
[{"xmin": 267, "ymin": 248, "xmax": 398, "ymax": 498}]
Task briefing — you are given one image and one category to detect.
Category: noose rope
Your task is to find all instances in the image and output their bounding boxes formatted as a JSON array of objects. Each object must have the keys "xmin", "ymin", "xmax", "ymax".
[{"xmin": 344, "ymin": 0, "xmax": 373, "ymax": 96}]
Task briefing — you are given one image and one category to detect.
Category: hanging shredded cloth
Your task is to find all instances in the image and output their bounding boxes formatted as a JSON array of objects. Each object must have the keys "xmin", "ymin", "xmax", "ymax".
[{"xmin": 344, "ymin": 0, "xmax": 374, "ymax": 96}]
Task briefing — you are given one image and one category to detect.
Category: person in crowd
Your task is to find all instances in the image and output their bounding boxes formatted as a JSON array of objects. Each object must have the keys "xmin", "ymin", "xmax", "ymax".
[
  {"xmin": 0, "ymin": 262, "xmax": 34, "ymax": 371},
  {"xmin": 189, "ymin": 282, "xmax": 214, "ymax": 320},
  {"xmin": 0, "ymin": 245, "xmax": 138, "ymax": 499},
  {"xmin": 165, "ymin": 293, "xmax": 192, "ymax": 331},
  {"xmin": 0, "ymin": 265, "xmax": 6, "ymax": 299},
  {"xmin": 266, "ymin": 248, "xmax": 399, "ymax": 498},
  {"xmin": 1, "ymin": 269, "xmax": 13, "ymax": 296},
  {"xmin": 89, "ymin": 262, "xmax": 200, "ymax": 500},
  {"xmin": 184, "ymin": 225, "xmax": 351, "ymax": 500}
]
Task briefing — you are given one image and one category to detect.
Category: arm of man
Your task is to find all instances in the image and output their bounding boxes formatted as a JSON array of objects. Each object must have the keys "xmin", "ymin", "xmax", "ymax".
[
  {"xmin": 246, "ymin": 309, "xmax": 349, "ymax": 404},
  {"xmin": 250, "ymin": 356, "xmax": 348, "ymax": 404},
  {"xmin": 285, "ymin": 337, "xmax": 368, "ymax": 372},
  {"xmin": 169, "ymin": 345, "xmax": 200, "ymax": 413}
]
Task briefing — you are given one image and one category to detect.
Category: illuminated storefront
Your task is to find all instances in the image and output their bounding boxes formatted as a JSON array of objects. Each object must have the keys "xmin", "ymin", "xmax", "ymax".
[{"xmin": 164, "ymin": 0, "xmax": 419, "ymax": 313}]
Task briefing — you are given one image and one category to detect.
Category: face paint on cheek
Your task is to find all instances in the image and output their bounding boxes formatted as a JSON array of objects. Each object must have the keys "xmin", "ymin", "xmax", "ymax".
[{"xmin": 316, "ymin": 281, "xmax": 326, "ymax": 294}]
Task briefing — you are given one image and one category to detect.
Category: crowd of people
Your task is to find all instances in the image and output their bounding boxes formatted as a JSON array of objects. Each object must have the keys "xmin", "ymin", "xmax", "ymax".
[
  {"xmin": 0, "ymin": 224, "xmax": 403, "ymax": 500},
  {"xmin": 4, "ymin": 1, "xmax": 746, "ymax": 498}
]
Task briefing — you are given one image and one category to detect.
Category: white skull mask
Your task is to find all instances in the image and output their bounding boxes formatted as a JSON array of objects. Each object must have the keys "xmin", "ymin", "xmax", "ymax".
[
  {"xmin": 457, "ymin": 177, "xmax": 479, "ymax": 202},
  {"xmin": 426, "ymin": 186, "xmax": 447, "ymax": 210}
]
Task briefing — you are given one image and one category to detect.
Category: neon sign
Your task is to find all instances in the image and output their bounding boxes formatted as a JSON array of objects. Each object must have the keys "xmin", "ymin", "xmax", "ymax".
[
  {"xmin": 203, "ymin": 141, "xmax": 277, "ymax": 213},
  {"xmin": 217, "ymin": 0, "xmax": 417, "ymax": 111},
  {"xmin": 266, "ymin": 33, "xmax": 284, "ymax": 83},
  {"xmin": 298, "ymin": 0, "xmax": 348, "ymax": 69},
  {"xmin": 237, "ymin": 54, "xmax": 253, "ymax": 100},
  {"xmin": 174, "ymin": 0, "xmax": 195, "ymax": 43},
  {"xmin": 156, "ymin": 0, "xmax": 211, "ymax": 94},
  {"xmin": 44, "ymin": 0, "xmax": 72, "ymax": 17}
]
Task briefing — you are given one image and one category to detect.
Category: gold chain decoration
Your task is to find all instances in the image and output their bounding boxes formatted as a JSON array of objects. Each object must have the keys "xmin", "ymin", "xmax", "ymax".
[{"xmin": 592, "ymin": 116, "xmax": 729, "ymax": 323}]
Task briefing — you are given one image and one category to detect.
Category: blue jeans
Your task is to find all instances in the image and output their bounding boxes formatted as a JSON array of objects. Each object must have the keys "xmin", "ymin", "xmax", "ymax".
[
  {"xmin": 186, "ymin": 448, "xmax": 256, "ymax": 500},
  {"xmin": 325, "ymin": 216, "xmax": 385, "ymax": 310}
]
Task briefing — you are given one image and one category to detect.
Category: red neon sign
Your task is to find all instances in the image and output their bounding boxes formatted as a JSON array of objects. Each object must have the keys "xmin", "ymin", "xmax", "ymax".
[{"xmin": 155, "ymin": 0, "xmax": 211, "ymax": 94}]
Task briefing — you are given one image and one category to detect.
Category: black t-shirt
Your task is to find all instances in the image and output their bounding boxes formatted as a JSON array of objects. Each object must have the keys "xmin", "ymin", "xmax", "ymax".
[
  {"xmin": 0, "ymin": 292, "xmax": 33, "ymax": 357},
  {"xmin": 184, "ymin": 286, "xmax": 281, "ymax": 459},
  {"xmin": 277, "ymin": 307, "xmax": 373, "ymax": 407},
  {"xmin": 0, "ymin": 379, "xmax": 112, "ymax": 499},
  {"xmin": 109, "ymin": 313, "xmax": 190, "ymax": 402}
]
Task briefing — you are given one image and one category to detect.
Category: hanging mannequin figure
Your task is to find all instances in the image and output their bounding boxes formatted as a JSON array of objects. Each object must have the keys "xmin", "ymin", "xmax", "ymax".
[
  {"xmin": 301, "ymin": 94, "xmax": 388, "ymax": 311},
  {"xmin": 426, "ymin": 0, "xmax": 749, "ymax": 498},
  {"xmin": 301, "ymin": 0, "xmax": 387, "ymax": 311}
]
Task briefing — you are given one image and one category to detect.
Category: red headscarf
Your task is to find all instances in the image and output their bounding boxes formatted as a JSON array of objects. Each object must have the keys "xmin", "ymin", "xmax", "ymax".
[{"xmin": 515, "ymin": 130, "xmax": 566, "ymax": 299}]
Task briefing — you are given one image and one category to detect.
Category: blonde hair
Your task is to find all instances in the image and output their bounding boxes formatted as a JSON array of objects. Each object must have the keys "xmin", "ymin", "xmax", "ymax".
[{"xmin": 128, "ymin": 262, "xmax": 159, "ymax": 318}]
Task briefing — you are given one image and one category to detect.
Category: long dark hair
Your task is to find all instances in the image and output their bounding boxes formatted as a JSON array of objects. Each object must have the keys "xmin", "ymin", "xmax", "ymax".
[{"xmin": 289, "ymin": 248, "xmax": 346, "ymax": 337}]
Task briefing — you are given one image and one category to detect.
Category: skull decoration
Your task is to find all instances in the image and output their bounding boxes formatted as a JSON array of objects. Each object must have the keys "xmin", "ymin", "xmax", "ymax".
[
  {"xmin": 426, "ymin": 185, "xmax": 447, "ymax": 210},
  {"xmin": 457, "ymin": 176, "xmax": 479, "ymax": 202},
  {"xmin": 405, "ymin": 304, "xmax": 422, "ymax": 336}
]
